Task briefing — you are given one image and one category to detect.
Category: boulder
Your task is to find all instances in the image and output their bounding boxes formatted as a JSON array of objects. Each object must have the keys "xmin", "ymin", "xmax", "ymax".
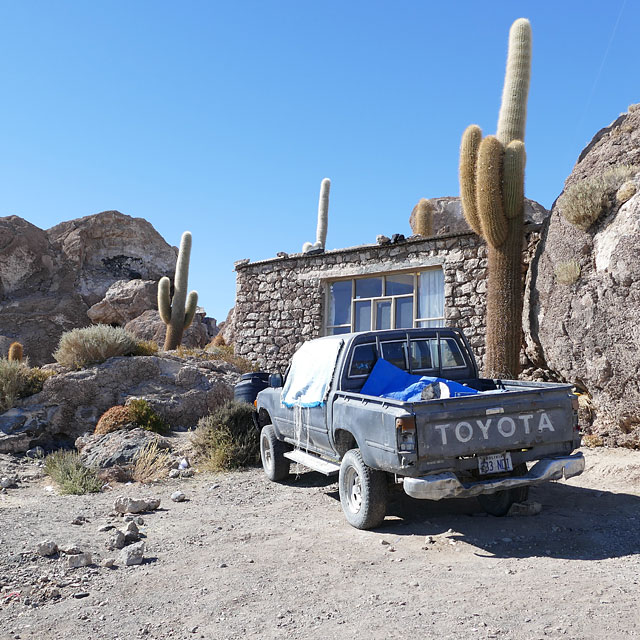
[
  {"xmin": 0, "ymin": 353, "xmax": 236, "ymax": 453},
  {"xmin": 87, "ymin": 279, "xmax": 158, "ymax": 326},
  {"xmin": 408, "ymin": 196, "xmax": 548, "ymax": 237},
  {"xmin": 76, "ymin": 428, "xmax": 169, "ymax": 468},
  {"xmin": 524, "ymin": 106, "xmax": 640, "ymax": 447},
  {"xmin": 124, "ymin": 309, "xmax": 210, "ymax": 349}
]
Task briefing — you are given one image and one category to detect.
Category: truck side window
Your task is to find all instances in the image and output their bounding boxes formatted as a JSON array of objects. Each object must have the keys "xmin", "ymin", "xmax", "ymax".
[
  {"xmin": 441, "ymin": 338, "xmax": 466, "ymax": 369},
  {"xmin": 410, "ymin": 339, "xmax": 437, "ymax": 371},
  {"xmin": 380, "ymin": 341, "xmax": 408, "ymax": 370},
  {"xmin": 349, "ymin": 343, "xmax": 377, "ymax": 377}
]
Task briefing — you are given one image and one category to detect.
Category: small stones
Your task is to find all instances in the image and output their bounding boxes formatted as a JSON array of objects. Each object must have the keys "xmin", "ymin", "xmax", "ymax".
[
  {"xmin": 119, "ymin": 541, "xmax": 145, "ymax": 566},
  {"xmin": 72, "ymin": 591, "xmax": 90, "ymax": 599},
  {"xmin": 67, "ymin": 553, "xmax": 92, "ymax": 569},
  {"xmin": 113, "ymin": 496, "xmax": 160, "ymax": 514},
  {"xmin": 124, "ymin": 522, "xmax": 140, "ymax": 544},
  {"xmin": 508, "ymin": 501, "xmax": 542, "ymax": 517},
  {"xmin": 0, "ymin": 476, "xmax": 18, "ymax": 489},
  {"xmin": 26, "ymin": 446, "xmax": 45, "ymax": 459},
  {"xmin": 36, "ymin": 541, "xmax": 58, "ymax": 557},
  {"xmin": 168, "ymin": 469, "xmax": 180, "ymax": 479},
  {"xmin": 101, "ymin": 558, "xmax": 115, "ymax": 568},
  {"xmin": 98, "ymin": 524, "xmax": 115, "ymax": 533},
  {"xmin": 171, "ymin": 491, "xmax": 186, "ymax": 503},
  {"xmin": 71, "ymin": 515, "xmax": 89, "ymax": 525},
  {"xmin": 107, "ymin": 530, "xmax": 126, "ymax": 550},
  {"xmin": 59, "ymin": 543, "xmax": 83, "ymax": 555}
]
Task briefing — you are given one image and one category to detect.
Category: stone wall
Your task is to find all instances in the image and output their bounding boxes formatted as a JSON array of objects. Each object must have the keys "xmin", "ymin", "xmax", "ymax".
[{"xmin": 233, "ymin": 230, "xmax": 541, "ymax": 373}]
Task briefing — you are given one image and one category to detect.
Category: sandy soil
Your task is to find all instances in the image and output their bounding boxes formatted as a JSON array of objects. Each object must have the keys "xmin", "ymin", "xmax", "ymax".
[{"xmin": 1, "ymin": 447, "xmax": 639, "ymax": 640}]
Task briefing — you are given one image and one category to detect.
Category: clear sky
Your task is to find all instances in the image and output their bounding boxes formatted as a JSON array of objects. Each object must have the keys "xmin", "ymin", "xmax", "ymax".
[{"xmin": 0, "ymin": 0, "xmax": 636, "ymax": 323}]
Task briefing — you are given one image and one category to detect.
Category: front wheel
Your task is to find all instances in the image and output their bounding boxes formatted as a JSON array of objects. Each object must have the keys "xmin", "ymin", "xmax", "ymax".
[
  {"xmin": 339, "ymin": 449, "xmax": 387, "ymax": 530},
  {"xmin": 260, "ymin": 424, "xmax": 290, "ymax": 482}
]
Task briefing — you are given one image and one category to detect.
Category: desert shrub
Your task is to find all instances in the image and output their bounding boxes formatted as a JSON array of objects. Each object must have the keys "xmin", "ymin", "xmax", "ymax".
[
  {"xmin": 582, "ymin": 434, "xmax": 604, "ymax": 448},
  {"xmin": 554, "ymin": 260, "xmax": 581, "ymax": 286},
  {"xmin": 131, "ymin": 440, "xmax": 172, "ymax": 483},
  {"xmin": 133, "ymin": 340, "xmax": 160, "ymax": 356},
  {"xmin": 559, "ymin": 166, "xmax": 638, "ymax": 230},
  {"xmin": 44, "ymin": 450, "xmax": 102, "ymax": 495},
  {"xmin": 128, "ymin": 399, "xmax": 169, "ymax": 434},
  {"xmin": 616, "ymin": 180, "xmax": 637, "ymax": 204},
  {"xmin": 192, "ymin": 401, "xmax": 259, "ymax": 470},
  {"xmin": 95, "ymin": 405, "xmax": 133, "ymax": 435},
  {"xmin": 22, "ymin": 367, "xmax": 55, "ymax": 397},
  {"xmin": 0, "ymin": 358, "xmax": 31, "ymax": 412},
  {"xmin": 211, "ymin": 334, "xmax": 226, "ymax": 347},
  {"xmin": 202, "ymin": 344, "xmax": 256, "ymax": 374},
  {"xmin": 53, "ymin": 324, "xmax": 138, "ymax": 369}
]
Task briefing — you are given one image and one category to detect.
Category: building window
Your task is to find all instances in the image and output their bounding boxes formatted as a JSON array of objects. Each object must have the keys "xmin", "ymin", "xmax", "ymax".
[{"xmin": 326, "ymin": 268, "xmax": 445, "ymax": 335}]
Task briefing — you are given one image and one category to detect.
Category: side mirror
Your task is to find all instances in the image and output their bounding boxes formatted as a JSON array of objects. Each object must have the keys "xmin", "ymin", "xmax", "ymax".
[{"xmin": 269, "ymin": 373, "xmax": 283, "ymax": 388}]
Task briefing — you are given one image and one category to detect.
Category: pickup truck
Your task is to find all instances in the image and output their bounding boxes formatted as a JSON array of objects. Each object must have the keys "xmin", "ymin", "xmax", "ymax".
[{"xmin": 255, "ymin": 328, "xmax": 584, "ymax": 529}]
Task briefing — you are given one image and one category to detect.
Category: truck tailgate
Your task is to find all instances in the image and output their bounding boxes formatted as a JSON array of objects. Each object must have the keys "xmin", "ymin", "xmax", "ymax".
[{"xmin": 414, "ymin": 385, "xmax": 576, "ymax": 459}]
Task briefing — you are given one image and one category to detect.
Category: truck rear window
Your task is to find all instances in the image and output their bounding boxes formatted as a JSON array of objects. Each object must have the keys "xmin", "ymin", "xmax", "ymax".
[{"xmin": 349, "ymin": 343, "xmax": 377, "ymax": 377}]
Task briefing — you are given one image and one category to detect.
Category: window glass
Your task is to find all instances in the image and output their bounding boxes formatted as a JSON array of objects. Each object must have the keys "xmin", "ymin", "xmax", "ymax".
[
  {"xmin": 385, "ymin": 274, "xmax": 414, "ymax": 296},
  {"xmin": 354, "ymin": 300, "xmax": 371, "ymax": 331},
  {"xmin": 375, "ymin": 300, "xmax": 392, "ymax": 330},
  {"xmin": 417, "ymin": 319, "xmax": 441, "ymax": 328},
  {"xmin": 418, "ymin": 269, "xmax": 444, "ymax": 319},
  {"xmin": 381, "ymin": 341, "xmax": 408, "ymax": 370},
  {"xmin": 395, "ymin": 297, "xmax": 413, "ymax": 329},
  {"xmin": 355, "ymin": 277, "xmax": 382, "ymax": 299},
  {"xmin": 441, "ymin": 338, "xmax": 466, "ymax": 368},
  {"xmin": 329, "ymin": 281, "xmax": 352, "ymax": 326},
  {"xmin": 410, "ymin": 339, "xmax": 439, "ymax": 371},
  {"xmin": 329, "ymin": 326, "xmax": 351, "ymax": 336},
  {"xmin": 349, "ymin": 344, "xmax": 377, "ymax": 377}
]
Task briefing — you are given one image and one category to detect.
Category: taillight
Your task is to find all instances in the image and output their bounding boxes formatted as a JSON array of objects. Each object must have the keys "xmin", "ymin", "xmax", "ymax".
[
  {"xmin": 396, "ymin": 416, "xmax": 416, "ymax": 453},
  {"xmin": 571, "ymin": 395, "xmax": 580, "ymax": 432}
]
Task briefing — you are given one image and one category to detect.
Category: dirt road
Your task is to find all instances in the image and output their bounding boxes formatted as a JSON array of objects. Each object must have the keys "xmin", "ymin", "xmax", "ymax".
[{"xmin": 1, "ymin": 447, "xmax": 639, "ymax": 640}]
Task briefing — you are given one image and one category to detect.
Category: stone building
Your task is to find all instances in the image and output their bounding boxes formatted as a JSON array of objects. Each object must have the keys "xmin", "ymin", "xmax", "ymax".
[{"xmin": 231, "ymin": 198, "xmax": 547, "ymax": 373}]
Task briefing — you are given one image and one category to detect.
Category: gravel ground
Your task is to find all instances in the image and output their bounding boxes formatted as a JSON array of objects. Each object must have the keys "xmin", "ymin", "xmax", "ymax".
[{"xmin": 1, "ymin": 447, "xmax": 639, "ymax": 640}]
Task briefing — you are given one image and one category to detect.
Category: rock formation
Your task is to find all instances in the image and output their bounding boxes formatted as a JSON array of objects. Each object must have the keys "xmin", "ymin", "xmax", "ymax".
[
  {"xmin": 0, "ymin": 353, "xmax": 237, "ymax": 453},
  {"xmin": 524, "ymin": 106, "xmax": 640, "ymax": 447}
]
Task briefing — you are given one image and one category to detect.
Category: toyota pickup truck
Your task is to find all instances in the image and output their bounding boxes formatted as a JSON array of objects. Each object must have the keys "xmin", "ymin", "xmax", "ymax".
[{"xmin": 255, "ymin": 328, "xmax": 584, "ymax": 529}]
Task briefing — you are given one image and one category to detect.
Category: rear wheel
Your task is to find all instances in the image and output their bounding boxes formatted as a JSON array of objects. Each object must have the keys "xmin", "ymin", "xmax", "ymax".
[
  {"xmin": 477, "ymin": 463, "xmax": 528, "ymax": 517},
  {"xmin": 260, "ymin": 424, "xmax": 290, "ymax": 482},
  {"xmin": 339, "ymin": 449, "xmax": 387, "ymax": 530}
]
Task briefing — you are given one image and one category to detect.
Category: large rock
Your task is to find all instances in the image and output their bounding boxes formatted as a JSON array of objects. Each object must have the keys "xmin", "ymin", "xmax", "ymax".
[
  {"xmin": 408, "ymin": 196, "xmax": 548, "ymax": 237},
  {"xmin": 87, "ymin": 279, "xmax": 158, "ymax": 326},
  {"xmin": 0, "ymin": 354, "xmax": 236, "ymax": 453},
  {"xmin": 524, "ymin": 106, "xmax": 640, "ymax": 447},
  {"xmin": 124, "ymin": 309, "xmax": 210, "ymax": 349},
  {"xmin": 0, "ymin": 211, "xmax": 178, "ymax": 365},
  {"xmin": 76, "ymin": 428, "xmax": 169, "ymax": 468}
]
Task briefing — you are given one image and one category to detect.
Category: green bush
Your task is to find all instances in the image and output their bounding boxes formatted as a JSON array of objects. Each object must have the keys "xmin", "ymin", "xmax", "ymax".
[
  {"xmin": 559, "ymin": 166, "xmax": 638, "ymax": 230},
  {"xmin": 128, "ymin": 399, "xmax": 169, "ymax": 434},
  {"xmin": 192, "ymin": 401, "xmax": 259, "ymax": 470},
  {"xmin": 53, "ymin": 324, "xmax": 138, "ymax": 369},
  {"xmin": 0, "ymin": 358, "xmax": 30, "ymax": 412},
  {"xmin": 44, "ymin": 450, "xmax": 103, "ymax": 495}
]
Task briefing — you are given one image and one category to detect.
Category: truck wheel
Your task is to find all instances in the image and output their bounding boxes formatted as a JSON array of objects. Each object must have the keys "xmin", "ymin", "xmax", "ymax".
[
  {"xmin": 477, "ymin": 463, "xmax": 528, "ymax": 516},
  {"xmin": 339, "ymin": 449, "xmax": 387, "ymax": 530},
  {"xmin": 260, "ymin": 424, "xmax": 290, "ymax": 482}
]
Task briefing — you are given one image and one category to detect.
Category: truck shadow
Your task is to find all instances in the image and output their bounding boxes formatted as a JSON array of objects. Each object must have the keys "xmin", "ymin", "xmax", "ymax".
[{"xmin": 373, "ymin": 482, "xmax": 640, "ymax": 561}]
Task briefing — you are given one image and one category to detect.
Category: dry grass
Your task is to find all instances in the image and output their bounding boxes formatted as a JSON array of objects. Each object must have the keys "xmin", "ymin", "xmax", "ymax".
[
  {"xmin": 0, "ymin": 358, "xmax": 30, "ymax": 412},
  {"xmin": 44, "ymin": 450, "xmax": 103, "ymax": 495},
  {"xmin": 131, "ymin": 440, "xmax": 172, "ymax": 483},
  {"xmin": 616, "ymin": 180, "xmax": 637, "ymax": 204},
  {"xmin": 554, "ymin": 260, "xmax": 581, "ymax": 286},
  {"xmin": 54, "ymin": 324, "xmax": 138, "ymax": 369},
  {"xmin": 559, "ymin": 166, "xmax": 638, "ymax": 231},
  {"xmin": 177, "ymin": 344, "xmax": 256, "ymax": 373},
  {"xmin": 582, "ymin": 434, "xmax": 604, "ymax": 448}
]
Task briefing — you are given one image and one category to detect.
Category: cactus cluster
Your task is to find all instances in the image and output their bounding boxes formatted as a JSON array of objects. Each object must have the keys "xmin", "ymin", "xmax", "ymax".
[
  {"xmin": 8, "ymin": 341, "xmax": 23, "ymax": 362},
  {"xmin": 459, "ymin": 18, "xmax": 531, "ymax": 379},
  {"xmin": 302, "ymin": 178, "xmax": 330, "ymax": 253},
  {"xmin": 158, "ymin": 231, "xmax": 198, "ymax": 351}
]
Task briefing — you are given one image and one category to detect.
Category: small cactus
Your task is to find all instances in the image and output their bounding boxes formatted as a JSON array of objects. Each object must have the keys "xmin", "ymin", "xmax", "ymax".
[
  {"xmin": 410, "ymin": 199, "xmax": 435, "ymax": 237},
  {"xmin": 158, "ymin": 231, "xmax": 198, "ymax": 351},
  {"xmin": 302, "ymin": 178, "xmax": 330, "ymax": 253},
  {"xmin": 8, "ymin": 342, "xmax": 23, "ymax": 362}
]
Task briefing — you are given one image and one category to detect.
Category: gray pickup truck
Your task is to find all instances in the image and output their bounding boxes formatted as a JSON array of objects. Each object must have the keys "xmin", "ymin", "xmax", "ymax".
[{"xmin": 255, "ymin": 328, "xmax": 584, "ymax": 529}]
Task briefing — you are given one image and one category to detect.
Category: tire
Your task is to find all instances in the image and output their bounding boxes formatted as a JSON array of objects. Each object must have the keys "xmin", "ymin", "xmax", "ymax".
[
  {"xmin": 339, "ymin": 449, "xmax": 387, "ymax": 530},
  {"xmin": 477, "ymin": 463, "xmax": 528, "ymax": 517},
  {"xmin": 260, "ymin": 424, "xmax": 290, "ymax": 482}
]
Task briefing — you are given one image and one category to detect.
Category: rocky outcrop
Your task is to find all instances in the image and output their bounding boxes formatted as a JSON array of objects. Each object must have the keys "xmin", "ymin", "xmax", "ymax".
[
  {"xmin": 408, "ymin": 197, "xmax": 548, "ymax": 237},
  {"xmin": 124, "ymin": 309, "xmax": 211, "ymax": 349},
  {"xmin": 0, "ymin": 354, "xmax": 237, "ymax": 453},
  {"xmin": 76, "ymin": 428, "xmax": 169, "ymax": 468},
  {"xmin": 0, "ymin": 211, "xmax": 178, "ymax": 365},
  {"xmin": 87, "ymin": 279, "xmax": 158, "ymax": 326},
  {"xmin": 524, "ymin": 107, "xmax": 640, "ymax": 447}
]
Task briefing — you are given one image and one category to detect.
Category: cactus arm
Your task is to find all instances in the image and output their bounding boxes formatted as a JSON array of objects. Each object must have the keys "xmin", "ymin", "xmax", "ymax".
[
  {"xmin": 459, "ymin": 125, "xmax": 484, "ymax": 236},
  {"xmin": 503, "ymin": 140, "xmax": 526, "ymax": 219},
  {"xmin": 169, "ymin": 231, "xmax": 192, "ymax": 328},
  {"xmin": 184, "ymin": 291, "xmax": 198, "ymax": 329},
  {"xmin": 412, "ymin": 199, "xmax": 434, "ymax": 236},
  {"xmin": 158, "ymin": 277, "xmax": 172, "ymax": 325},
  {"xmin": 316, "ymin": 178, "xmax": 330, "ymax": 248},
  {"xmin": 497, "ymin": 18, "xmax": 532, "ymax": 145},
  {"xmin": 475, "ymin": 136, "xmax": 508, "ymax": 248}
]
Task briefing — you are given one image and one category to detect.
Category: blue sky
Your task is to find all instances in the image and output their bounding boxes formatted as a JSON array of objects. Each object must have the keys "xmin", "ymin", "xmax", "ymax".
[{"xmin": 0, "ymin": 1, "xmax": 636, "ymax": 322}]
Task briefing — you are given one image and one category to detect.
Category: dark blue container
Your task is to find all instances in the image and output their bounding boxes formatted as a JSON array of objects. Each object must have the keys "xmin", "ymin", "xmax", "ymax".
[{"xmin": 234, "ymin": 372, "xmax": 270, "ymax": 404}]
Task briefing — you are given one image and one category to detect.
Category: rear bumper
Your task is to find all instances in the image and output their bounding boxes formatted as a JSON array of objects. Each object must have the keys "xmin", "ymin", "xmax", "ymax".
[{"xmin": 403, "ymin": 453, "xmax": 585, "ymax": 501}]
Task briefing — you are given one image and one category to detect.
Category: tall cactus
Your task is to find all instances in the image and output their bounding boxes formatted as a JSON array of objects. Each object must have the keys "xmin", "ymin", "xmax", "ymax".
[
  {"xmin": 8, "ymin": 341, "xmax": 23, "ymax": 362},
  {"xmin": 459, "ymin": 18, "xmax": 531, "ymax": 379},
  {"xmin": 302, "ymin": 178, "xmax": 330, "ymax": 253},
  {"xmin": 410, "ymin": 198, "xmax": 435, "ymax": 236},
  {"xmin": 158, "ymin": 231, "xmax": 198, "ymax": 351}
]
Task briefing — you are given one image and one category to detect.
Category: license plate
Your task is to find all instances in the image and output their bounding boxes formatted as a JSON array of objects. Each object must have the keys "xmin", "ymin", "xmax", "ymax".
[{"xmin": 478, "ymin": 452, "xmax": 513, "ymax": 475}]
